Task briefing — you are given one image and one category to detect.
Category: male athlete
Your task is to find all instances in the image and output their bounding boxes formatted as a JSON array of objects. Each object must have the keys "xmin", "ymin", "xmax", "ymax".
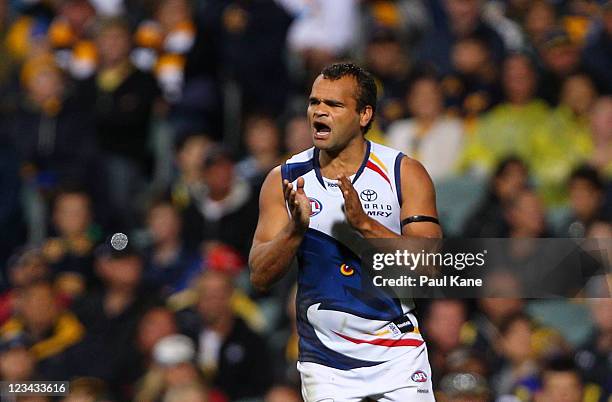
[{"xmin": 249, "ymin": 63, "xmax": 442, "ymax": 402}]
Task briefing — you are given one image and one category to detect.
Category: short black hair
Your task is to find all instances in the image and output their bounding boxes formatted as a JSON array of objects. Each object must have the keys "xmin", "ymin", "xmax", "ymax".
[
  {"xmin": 320, "ymin": 63, "xmax": 377, "ymax": 134},
  {"xmin": 568, "ymin": 165, "xmax": 603, "ymax": 191}
]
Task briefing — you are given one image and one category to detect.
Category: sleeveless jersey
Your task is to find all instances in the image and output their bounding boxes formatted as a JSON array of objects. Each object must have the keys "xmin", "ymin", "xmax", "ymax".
[{"xmin": 281, "ymin": 141, "xmax": 424, "ymax": 370}]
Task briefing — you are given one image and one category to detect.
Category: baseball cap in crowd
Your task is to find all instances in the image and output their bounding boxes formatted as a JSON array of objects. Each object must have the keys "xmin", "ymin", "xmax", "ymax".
[
  {"xmin": 152, "ymin": 334, "xmax": 195, "ymax": 366},
  {"xmin": 205, "ymin": 243, "xmax": 245, "ymax": 276}
]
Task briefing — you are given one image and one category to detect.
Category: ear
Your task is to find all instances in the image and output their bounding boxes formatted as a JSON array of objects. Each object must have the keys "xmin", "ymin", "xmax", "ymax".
[{"xmin": 359, "ymin": 105, "xmax": 373, "ymax": 131}]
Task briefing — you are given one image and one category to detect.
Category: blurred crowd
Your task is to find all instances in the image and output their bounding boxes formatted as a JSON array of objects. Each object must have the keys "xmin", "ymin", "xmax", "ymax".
[{"xmin": 0, "ymin": 0, "xmax": 610, "ymax": 401}]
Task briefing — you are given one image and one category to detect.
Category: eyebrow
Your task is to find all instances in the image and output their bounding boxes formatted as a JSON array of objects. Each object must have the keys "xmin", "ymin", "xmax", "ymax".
[{"xmin": 308, "ymin": 97, "xmax": 345, "ymax": 107}]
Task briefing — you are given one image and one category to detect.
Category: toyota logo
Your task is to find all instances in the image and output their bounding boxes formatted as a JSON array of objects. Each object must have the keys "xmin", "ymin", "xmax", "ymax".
[{"xmin": 360, "ymin": 189, "xmax": 378, "ymax": 201}]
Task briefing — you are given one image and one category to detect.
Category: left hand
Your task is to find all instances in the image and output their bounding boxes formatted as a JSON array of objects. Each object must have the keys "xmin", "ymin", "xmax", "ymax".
[{"xmin": 337, "ymin": 175, "xmax": 370, "ymax": 231}]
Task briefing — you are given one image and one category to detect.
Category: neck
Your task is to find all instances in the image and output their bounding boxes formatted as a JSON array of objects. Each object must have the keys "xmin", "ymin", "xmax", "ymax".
[{"xmin": 319, "ymin": 136, "xmax": 367, "ymax": 178}]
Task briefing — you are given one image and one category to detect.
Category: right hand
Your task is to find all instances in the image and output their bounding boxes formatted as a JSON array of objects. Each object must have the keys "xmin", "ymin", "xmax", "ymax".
[{"xmin": 283, "ymin": 177, "xmax": 311, "ymax": 232}]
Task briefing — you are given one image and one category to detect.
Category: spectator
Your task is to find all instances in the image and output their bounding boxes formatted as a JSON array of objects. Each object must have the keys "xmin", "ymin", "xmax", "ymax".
[
  {"xmin": 463, "ymin": 156, "xmax": 529, "ymax": 237},
  {"xmin": 202, "ymin": 0, "xmax": 291, "ymax": 115},
  {"xmin": 530, "ymin": 74, "xmax": 596, "ymax": 204},
  {"xmin": 281, "ymin": 0, "xmax": 358, "ymax": 77},
  {"xmin": 535, "ymin": 358, "xmax": 585, "ymax": 402},
  {"xmin": 0, "ymin": 280, "xmax": 85, "ymax": 380},
  {"xmin": 537, "ymin": 28, "xmax": 585, "ymax": 105},
  {"xmin": 169, "ymin": 133, "xmax": 212, "ymax": 212},
  {"xmin": 444, "ymin": 347, "xmax": 489, "ymax": 379},
  {"xmin": 522, "ymin": 1, "xmax": 557, "ymax": 49},
  {"xmin": 386, "ymin": 74, "xmax": 464, "ymax": 182},
  {"xmin": 143, "ymin": 198, "xmax": 200, "ymax": 297},
  {"xmin": 10, "ymin": 53, "xmax": 96, "ymax": 192},
  {"xmin": 559, "ymin": 166, "xmax": 605, "ymax": 237},
  {"xmin": 589, "ymin": 96, "xmax": 612, "ymax": 179},
  {"xmin": 503, "ymin": 189, "xmax": 549, "ymax": 238},
  {"xmin": 131, "ymin": 0, "xmax": 196, "ymax": 102},
  {"xmin": 192, "ymin": 271, "xmax": 272, "ymax": 400},
  {"xmin": 61, "ymin": 377, "xmax": 111, "ymax": 402},
  {"xmin": 463, "ymin": 293, "xmax": 525, "ymax": 372},
  {"xmin": 0, "ymin": 337, "xmax": 36, "ymax": 381},
  {"xmin": 363, "ymin": 27, "xmax": 412, "ymax": 131},
  {"xmin": 423, "ymin": 299, "xmax": 468, "ymax": 385},
  {"xmin": 236, "ymin": 114, "xmax": 283, "ymax": 190},
  {"xmin": 582, "ymin": 1, "xmax": 612, "ymax": 94},
  {"xmin": 135, "ymin": 334, "xmax": 224, "ymax": 402},
  {"xmin": 460, "ymin": 54, "xmax": 550, "ymax": 176},
  {"xmin": 136, "ymin": 307, "xmax": 179, "ymax": 369},
  {"xmin": 71, "ymin": 244, "xmax": 155, "ymax": 398},
  {"xmin": 283, "ymin": 115, "xmax": 312, "ymax": 158},
  {"xmin": 78, "ymin": 17, "xmax": 160, "ymax": 228},
  {"xmin": 416, "ymin": 0, "xmax": 506, "ymax": 76},
  {"xmin": 181, "ymin": 146, "xmax": 258, "ymax": 258},
  {"xmin": 0, "ymin": 248, "xmax": 51, "ymax": 325},
  {"xmin": 574, "ymin": 299, "xmax": 612, "ymax": 397},
  {"xmin": 444, "ymin": 35, "xmax": 501, "ymax": 118},
  {"xmin": 491, "ymin": 312, "xmax": 539, "ymax": 397},
  {"xmin": 42, "ymin": 187, "xmax": 101, "ymax": 295},
  {"xmin": 46, "ymin": 0, "xmax": 97, "ymax": 78}
]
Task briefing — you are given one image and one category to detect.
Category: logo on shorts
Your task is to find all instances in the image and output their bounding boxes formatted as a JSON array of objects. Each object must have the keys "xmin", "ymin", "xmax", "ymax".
[
  {"xmin": 411, "ymin": 370, "xmax": 428, "ymax": 382},
  {"xmin": 309, "ymin": 198, "xmax": 322, "ymax": 216}
]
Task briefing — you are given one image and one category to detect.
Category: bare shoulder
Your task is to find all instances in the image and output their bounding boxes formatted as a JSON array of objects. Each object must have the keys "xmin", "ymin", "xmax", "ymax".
[
  {"xmin": 259, "ymin": 165, "xmax": 284, "ymax": 208},
  {"xmin": 400, "ymin": 156, "xmax": 435, "ymax": 188}
]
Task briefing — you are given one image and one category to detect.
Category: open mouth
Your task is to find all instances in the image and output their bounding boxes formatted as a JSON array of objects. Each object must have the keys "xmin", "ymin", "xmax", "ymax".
[{"xmin": 313, "ymin": 121, "xmax": 332, "ymax": 138}]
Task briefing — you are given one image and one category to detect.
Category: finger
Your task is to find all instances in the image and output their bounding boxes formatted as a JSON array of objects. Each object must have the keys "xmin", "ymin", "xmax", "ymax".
[
  {"xmin": 296, "ymin": 177, "xmax": 305, "ymax": 194},
  {"xmin": 337, "ymin": 175, "xmax": 355, "ymax": 198},
  {"xmin": 337, "ymin": 175, "xmax": 352, "ymax": 190},
  {"xmin": 288, "ymin": 189, "xmax": 296, "ymax": 208},
  {"xmin": 284, "ymin": 181, "xmax": 293, "ymax": 201}
]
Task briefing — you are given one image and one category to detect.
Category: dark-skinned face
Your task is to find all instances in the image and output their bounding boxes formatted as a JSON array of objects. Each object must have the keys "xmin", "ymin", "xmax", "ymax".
[{"xmin": 307, "ymin": 75, "xmax": 371, "ymax": 153}]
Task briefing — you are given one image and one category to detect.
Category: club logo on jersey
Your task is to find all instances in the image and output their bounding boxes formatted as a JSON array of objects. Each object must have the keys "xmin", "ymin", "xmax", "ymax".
[
  {"xmin": 340, "ymin": 264, "xmax": 355, "ymax": 276},
  {"xmin": 309, "ymin": 197, "xmax": 322, "ymax": 216},
  {"xmin": 411, "ymin": 370, "xmax": 428, "ymax": 383},
  {"xmin": 360, "ymin": 189, "xmax": 378, "ymax": 202}
]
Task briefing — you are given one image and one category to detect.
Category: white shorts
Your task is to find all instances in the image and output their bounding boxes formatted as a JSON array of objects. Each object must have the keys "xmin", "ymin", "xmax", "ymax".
[{"xmin": 298, "ymin": 343, "xmax": 435, "ymax": 402}]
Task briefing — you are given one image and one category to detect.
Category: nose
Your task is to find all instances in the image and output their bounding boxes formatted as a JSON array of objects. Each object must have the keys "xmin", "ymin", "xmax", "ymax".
[{"xmin": 313, "ymin": 107, "xmax": 329, "ymax": 119}]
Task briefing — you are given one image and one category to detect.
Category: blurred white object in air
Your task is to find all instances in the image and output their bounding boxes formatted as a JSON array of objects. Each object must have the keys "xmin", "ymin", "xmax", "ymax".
[
  {"xmin": 89, "ymin": 0, "xmax": 125, "ymax": 17},
  {"xmin": 110, "ymin": 232, "xmax": 128, "ymax": 251},
  {"xmin": 276, "ymin": 0, "xmax": 359, "ymax": 54},
  {"xmin": 153, "ymin": 334, "xmax": 196, "ymax": 366}
]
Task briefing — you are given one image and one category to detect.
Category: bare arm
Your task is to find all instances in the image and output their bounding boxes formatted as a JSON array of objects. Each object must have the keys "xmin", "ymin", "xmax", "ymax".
[
  {"xmin": 338, "ymin": 156, "xmax": 442, "ymax": 239},
  {"xmin": 248, "ymin": 167, "xmax": 311, "ymax": 291}
]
